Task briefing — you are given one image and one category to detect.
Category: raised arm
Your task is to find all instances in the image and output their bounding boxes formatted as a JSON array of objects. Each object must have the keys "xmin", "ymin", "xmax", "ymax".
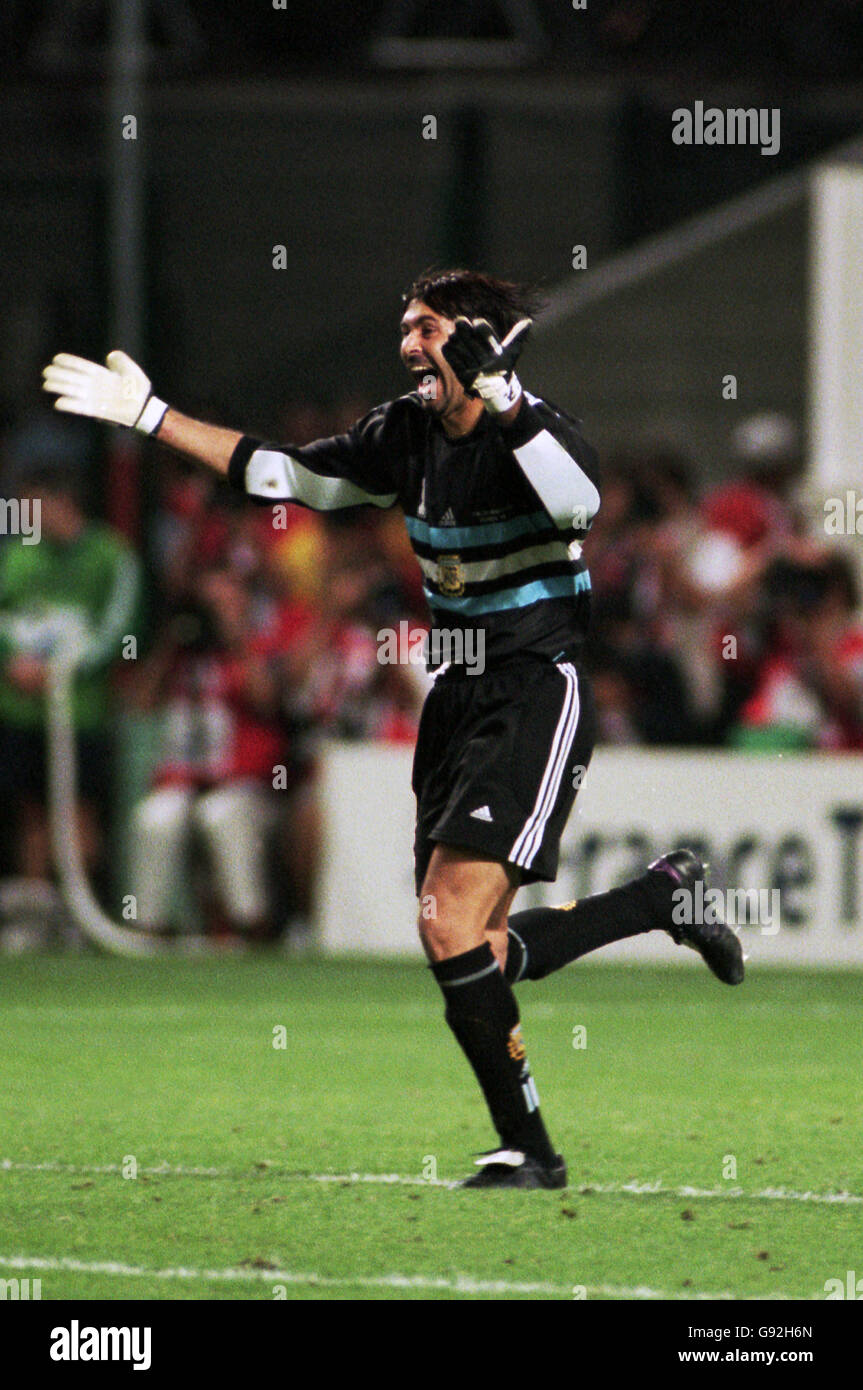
[
  {"xmin": 440, "ymin": 317, "xmax": 600, "ymax": 532},
  {"xmin": 498, "ymin": 393, "xmax": 601, "ymax": 532}
]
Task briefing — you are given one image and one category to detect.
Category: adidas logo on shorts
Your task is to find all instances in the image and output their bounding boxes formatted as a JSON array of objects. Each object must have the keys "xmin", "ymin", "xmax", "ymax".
[{"xmin": 470, "ymin": 805, "xmax": 494, "ymax": 822}]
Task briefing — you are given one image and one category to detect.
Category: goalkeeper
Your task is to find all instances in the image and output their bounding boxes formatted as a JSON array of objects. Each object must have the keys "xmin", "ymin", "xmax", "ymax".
[{"xmin": 43, "ymin": 268, "xmax": 743, "ymax": 1190}]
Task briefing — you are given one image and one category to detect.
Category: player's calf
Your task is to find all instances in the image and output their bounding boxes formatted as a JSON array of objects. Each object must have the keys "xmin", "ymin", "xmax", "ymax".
[
  {"xmin": 504, "ymin": 848, "xmax": 745, "ymax": 986},
  {"xmin": 419, "ymin": 846, "xmax": 564, "ymax": 1185},
  {"xmin": 417, "ymin": 844, "xmax": 511, "ymax": 961}
]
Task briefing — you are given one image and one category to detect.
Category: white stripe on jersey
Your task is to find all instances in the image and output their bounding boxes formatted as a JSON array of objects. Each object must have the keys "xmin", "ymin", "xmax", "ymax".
[
  {"xmin": 515, "ymin": 394, "xmax": 600, "ymax": 530},
  {"xmin": 415, "ymin": 539, "xmax": 571, "ymax": 587},
  {"xmin": 512, "ymin": 431, "xmax": 600, "ymax": 530},
  {"xmin": 246, "ymin": 448, "xmax": 397, "ymax": 510},
  {"xmin": 509, "ymin": 662, "xmax": 580, "ymax": 870}
]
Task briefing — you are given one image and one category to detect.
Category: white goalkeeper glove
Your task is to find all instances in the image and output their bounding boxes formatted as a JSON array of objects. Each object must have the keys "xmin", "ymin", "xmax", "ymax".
[
  {"xmin": 42, "ymin": 350, "xmax": 168, "ymax": 435},
  {"xmin": 441, "ymin": 316, "xmax": 531, "ymax": 414}
]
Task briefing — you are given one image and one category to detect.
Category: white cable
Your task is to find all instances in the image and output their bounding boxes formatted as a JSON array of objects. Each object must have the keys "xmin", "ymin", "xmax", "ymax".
[{"xmin": 45, "ymin": 656, "xmax": 211, "ymax": 957}]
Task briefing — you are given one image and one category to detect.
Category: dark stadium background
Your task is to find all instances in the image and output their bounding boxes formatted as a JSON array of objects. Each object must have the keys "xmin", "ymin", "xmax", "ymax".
[
  {"xmin": 2, "ymin": 2, "xmax": 863, "ymax": 1327},
  {"xmin": 1, "ymin": 1, "xmax": 862, "ymax": 933},
  {"xmin": 4, "ymin": 1, "xmax": 863, "ymax": 431}
]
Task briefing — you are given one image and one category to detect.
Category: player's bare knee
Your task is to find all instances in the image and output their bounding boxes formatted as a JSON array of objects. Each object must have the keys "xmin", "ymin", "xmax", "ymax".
[
  {"xmin": 419, "ymin": 849, "xmax": 510, "ymax": 959},
  {"xmin": 417, "ymin": 899, "xmax": 477, "ymax": 962},
  {"xmin": 417, "ymin": 879, "xmax": 486, "ymax": 962}
]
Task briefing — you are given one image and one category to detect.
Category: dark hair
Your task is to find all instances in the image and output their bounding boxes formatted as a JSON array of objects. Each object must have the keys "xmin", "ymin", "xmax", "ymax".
[{"xmin": 402, "ymin": 268, "xmax": 544, "ymax": 339}]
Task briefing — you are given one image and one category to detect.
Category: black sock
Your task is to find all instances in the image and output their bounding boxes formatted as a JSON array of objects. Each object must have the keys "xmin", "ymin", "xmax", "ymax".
[
  {"xmin": 431, "ymin": 942, "xmax": 557, "ymax": 1164},
  {"xmin": 505, "ymin": 871, "xmax": 675, "ymax": 982}
]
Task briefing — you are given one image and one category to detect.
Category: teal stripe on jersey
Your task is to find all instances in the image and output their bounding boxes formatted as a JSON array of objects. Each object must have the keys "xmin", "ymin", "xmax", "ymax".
[
  {"xmin": 404, "ymin": 511, "xmax": 550, "ymax": 549},
  {"xmin": 427, "ymin": 570, "xmax": 591, "ymax": 615}
]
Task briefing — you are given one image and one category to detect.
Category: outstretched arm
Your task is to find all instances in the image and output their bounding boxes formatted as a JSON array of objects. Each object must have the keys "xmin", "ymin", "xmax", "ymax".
[
  {"xmin": 43, "ymin": 349, "xmax": 398, "ymax": 511},
  {"xmin": 153, "ymin": 409, "xmax": 241, "ymax": 476},
  {"xmin": 42, "ymin": 351, "xmax": 241, "ymax": 477}
]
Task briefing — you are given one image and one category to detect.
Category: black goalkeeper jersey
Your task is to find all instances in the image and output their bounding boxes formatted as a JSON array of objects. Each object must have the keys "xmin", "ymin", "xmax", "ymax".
[{"xmin": 227, "ymin": 390, "xmax": 601, "ymax": 670}]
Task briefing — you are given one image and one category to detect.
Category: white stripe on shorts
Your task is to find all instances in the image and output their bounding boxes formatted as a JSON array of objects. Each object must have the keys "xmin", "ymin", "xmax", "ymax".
[{"xmin": 509, "ymin": 662, "xmax": 580, "ymax": 871}]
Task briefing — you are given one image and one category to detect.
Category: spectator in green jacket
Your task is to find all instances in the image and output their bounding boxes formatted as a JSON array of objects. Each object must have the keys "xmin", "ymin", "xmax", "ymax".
[{"xmin": 0, "ymin": 464, "xmax": 140, "ymax": 890}]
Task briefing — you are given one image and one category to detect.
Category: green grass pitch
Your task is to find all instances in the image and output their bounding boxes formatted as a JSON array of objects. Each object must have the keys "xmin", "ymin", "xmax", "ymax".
[{"xmin": 1, "ymin": 954, "xmax": 860, "ymax": 1301}]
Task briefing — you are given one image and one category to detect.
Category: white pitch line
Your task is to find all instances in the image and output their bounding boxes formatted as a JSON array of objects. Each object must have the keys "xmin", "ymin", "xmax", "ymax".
[
  {"xmin": 2, "ymin": 1158, "xmax": 861, "ymax": 1205},
  {"xmin": 0, "ymin": 1159, "xmax": 457, "ymax": 1187},
  {"xmin": 580, "ymin": 1180, "xmax": 863, "ymax": 1206},
  {"xmin": 1, "ymin": 1159, "xmax": 228, "ymax": 1180},
  {"xmin": 0, "ymin": 1253, "xmax": 760, "ymax": 1300}
]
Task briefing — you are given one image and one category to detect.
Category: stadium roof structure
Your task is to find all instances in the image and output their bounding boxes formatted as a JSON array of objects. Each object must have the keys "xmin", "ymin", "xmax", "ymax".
[{"xmin": 530, "ymin": 161, "xmax": 812, "ymax": 481}]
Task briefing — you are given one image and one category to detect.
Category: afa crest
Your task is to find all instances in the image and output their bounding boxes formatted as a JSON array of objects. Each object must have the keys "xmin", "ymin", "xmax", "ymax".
[
  {"xmin": 507, "ymin": 1025, "xmax": 526, "ymax": 1062},
  {"xmin": 436, "ymin": 553, "xmax": 465, "ymax": 597}
]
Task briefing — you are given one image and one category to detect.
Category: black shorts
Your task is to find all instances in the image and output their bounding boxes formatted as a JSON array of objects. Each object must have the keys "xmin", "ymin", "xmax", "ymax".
[{"xmin": 412, "ymin": 657, "xmax": 596, "ymax": 894}]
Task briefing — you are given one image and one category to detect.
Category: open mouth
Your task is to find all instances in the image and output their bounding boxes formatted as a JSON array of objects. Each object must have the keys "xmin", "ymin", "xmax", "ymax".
[{"xmin": 410, "ymin": 365, "xmax": 440, "ymax": 402}]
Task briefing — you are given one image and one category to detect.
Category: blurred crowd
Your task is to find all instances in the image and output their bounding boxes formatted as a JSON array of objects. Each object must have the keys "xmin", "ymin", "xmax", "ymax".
[
  {"xmin": 122, "ymin": 399, "xmax": 430, "ymax": 943},
  {"xmin": 584, "ymin": 412, "xmax": 863, "ymax": 753},
  {"xmin": 0, "ymin": 400, "xmax": 431, "ymax": 947},
  {"xmin": 0, "ymin": 401, "xmax": 861, "ymax": 947}
]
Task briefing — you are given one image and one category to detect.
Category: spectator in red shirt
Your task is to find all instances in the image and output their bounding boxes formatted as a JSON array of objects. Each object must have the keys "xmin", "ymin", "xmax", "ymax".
[
  {"xmin": 128, "ymin": 564, "xmax": 288, "ymax": 939},
  {"xmin": 733, "ymin": 552, "xmax": 863, "ymax": 751}
]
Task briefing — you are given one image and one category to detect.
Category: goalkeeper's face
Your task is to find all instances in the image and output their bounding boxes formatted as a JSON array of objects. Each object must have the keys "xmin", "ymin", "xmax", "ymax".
[{"xmin": 399, "ymin": 300, "xmax": 466, "ymax": 419}]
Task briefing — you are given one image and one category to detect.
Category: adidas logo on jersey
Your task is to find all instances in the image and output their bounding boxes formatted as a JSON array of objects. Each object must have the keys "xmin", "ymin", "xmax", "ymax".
[
  {"xmin": 439, "ymin": 507, "xmax": 456, "ymax": 526},
  {"xmin": 470, "ymin": 805, "xmax": 494, "ymax": 822}
]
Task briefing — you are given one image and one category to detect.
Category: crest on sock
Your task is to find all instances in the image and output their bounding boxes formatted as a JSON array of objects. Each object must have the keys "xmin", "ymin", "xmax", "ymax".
[{"xmin": 507, "ymin": 1024, "xmax": 526, "ymax": 1062}]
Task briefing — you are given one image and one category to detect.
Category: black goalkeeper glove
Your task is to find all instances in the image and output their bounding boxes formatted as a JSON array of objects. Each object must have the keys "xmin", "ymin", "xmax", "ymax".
[{"xmin": 442, "ymin": 316, "xmax": 532, "ymax": 413}]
